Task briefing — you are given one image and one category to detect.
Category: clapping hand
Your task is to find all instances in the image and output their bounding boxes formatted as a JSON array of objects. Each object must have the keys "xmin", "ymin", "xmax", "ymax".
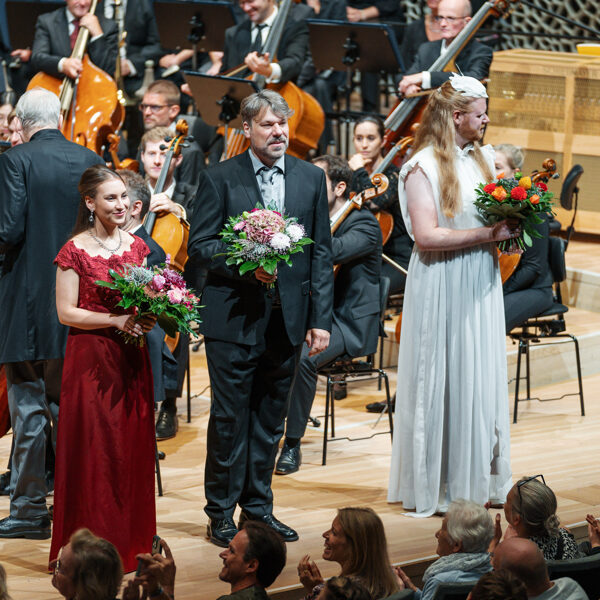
[{"xmin": 297, "ymin": 555, "xmax": 323, "ymax": 592}]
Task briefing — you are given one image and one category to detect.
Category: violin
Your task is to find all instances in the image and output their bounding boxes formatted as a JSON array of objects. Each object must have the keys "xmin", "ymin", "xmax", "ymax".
[
  {"xmin": 498, "ymin": 158, "xmax": 559, "ymax": 284},
  {"xmin": 143, "ymin": 119, "xmax": 190, "ymax": 275},
  {"xmin": 107, "ymin": 133, "xmax": 139, "ymax": 172},
  {"xmin": 331, "ymin": 173, "xmax": 389, "ymax": 276},
  {"xmin": 27, "ymin": 0, "xmax": 124, "ymax": 155},
  {"xmin": 216, "ymin": 0, "xmax": 324, "ymax": 160},
  {"xmin": 382, "ymin": 0, "xmax": 518, "ymax": 168}
]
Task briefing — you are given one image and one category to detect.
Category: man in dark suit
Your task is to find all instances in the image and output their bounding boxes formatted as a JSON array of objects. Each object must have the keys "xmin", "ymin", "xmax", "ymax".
[
  {"xmin": 398, "ymin": 0, "xmax": 492, "ymax": 96},
  {"xmin": 31, "ymin": 0, "xmax": 118, "ymax": 80},
  {"xmin": 188, "ymin": 90, "xmax": 333, "ymax": 547},
  {"xmin": 219, "ymin": 0, "xmax": 309, "ymax": 84},
  {"xmin": 275, "ymin": 154, "xmax": 382, "ymax": 475},
  {"xmin": 0, "ymin": 88, "xmax": 103, "ymax": 539}
]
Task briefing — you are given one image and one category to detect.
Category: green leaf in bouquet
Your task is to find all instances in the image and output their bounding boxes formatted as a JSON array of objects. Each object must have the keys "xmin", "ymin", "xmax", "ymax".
[
  {"xmin": 522, "ymin": 229, "xmax": 533, "ymax": 247},
  {"xmin": 262, "ymin": 258, "xmax": 278, "ymax": 275},
  {"xmin": 95, "ymin": 280, "xmax": 118, "ymax": 289},
  {"xmin": 239, "ymin": 261, "xmax": 259, "ymax": 275},
  {"xmin": 157, "ymin": 313, "xmax": 179, "ymax": 338}
]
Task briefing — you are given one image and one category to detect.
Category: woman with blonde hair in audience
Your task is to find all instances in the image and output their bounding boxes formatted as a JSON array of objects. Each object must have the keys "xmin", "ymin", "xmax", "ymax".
[
  {"xmin": 50, "ymin": 528, "xmax": 123, "ymax": 600},
  {"xmin": 397, "ymin": 500, "xmax": 494, "ymax": 600},
  {"xmin": 493, "ymin": 144, "xmax": 525, "ymax": 178},
  {"xmin": 298, "ymin": 507, "xmax": 399, "ymax": 600},
  {"xmin": 498, "ymin": 475, "xmax": 581, "ymax": 560}
]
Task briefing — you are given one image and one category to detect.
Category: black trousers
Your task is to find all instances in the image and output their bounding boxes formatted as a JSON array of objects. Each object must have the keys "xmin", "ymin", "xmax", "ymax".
[
  {"xmin": 504, "ymin": 287, "xmax": 554, "ymax": 333},
  {"xmin": 203, "ymin": 308, "xmax": 301, "ymax": 520}
]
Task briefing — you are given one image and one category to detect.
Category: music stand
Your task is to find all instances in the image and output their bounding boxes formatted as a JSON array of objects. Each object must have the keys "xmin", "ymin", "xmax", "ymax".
[
  {"xmin": 154, "ymin": 0, "xmax": 237, "ymax": 71},
  {"xmin": 5, "ymin": 1, "xmax": 62, "ymax": 50},
  {"xmin": 184, "ymin": 71, "xmax": 258, "ymax": 156},
  {"xmin": 306, "ymin": 20, "xmax": 404, "ymax": 155}
]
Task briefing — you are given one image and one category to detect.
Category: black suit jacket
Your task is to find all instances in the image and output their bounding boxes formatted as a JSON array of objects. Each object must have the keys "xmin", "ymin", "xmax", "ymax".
[
  {"xmin": 31, "ymin": 7, "xmax": 118, "ymax": 77},
  {"xmin": 333, "ymin": 209, "xmax": 382, "ymax": 357},
  {"xmin": 133, "ymin": 226, "xmax": 166, "ymax": 267},
  {"xmin": 406, "ymin": 39, "xmax": 493, "ymax": 88},
  {"xmin": 221, "ymin": 8, "xmax": 309, "ymax": 84},
  {"xmin": 0, "ymin": 129, "xmax": 103, "ymax": 363},
  {"xmin": 188, "ymin": 150, "xmax": 333, "ymax": 347}
]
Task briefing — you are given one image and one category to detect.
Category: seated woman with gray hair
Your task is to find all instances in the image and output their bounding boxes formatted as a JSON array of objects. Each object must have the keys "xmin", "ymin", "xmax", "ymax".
[
  {"xmin": 499, "ymin": 475, "xmax": 581, "ymax": 560},
  {"xmin": 396, "ymin": 500, "xmax": 494, "ymax": 600}
]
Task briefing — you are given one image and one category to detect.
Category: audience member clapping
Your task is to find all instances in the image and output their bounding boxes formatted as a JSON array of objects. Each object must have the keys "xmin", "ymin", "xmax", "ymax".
[
  {"xmin": 492, "ymin": 538, "xmax": 588, "ymax": 599},
  {"xmin": 585, "ymin": 514, "xmax": 600, "ymax": 555},
  {"xmin": 396, "ymin": 500, "xmax": 494, "ymax": 600},
  {"xmin": 496, "ymin": 476, "xmax": 582, "ymax": 560},
  {"xmin": 122, "ymin": 538, "xmax": 176, "ymax": 600},
  {"xmin": 50, "ymin": 528, "xmax": 124, "ymax": 600},
  {"xmin": 316, "ymin": 576, "xmax": 372, "ymax": 600},
  {"xmin": 298, "ymin": 507, "xmax": 399, "ymax": 600},
  {"xmin": 0, "ymin": 564, "xmax": 11, "ymax": 600},
  {"xmin": 467, "ymin": 570, "xmax": 527, "ymax": 600}
]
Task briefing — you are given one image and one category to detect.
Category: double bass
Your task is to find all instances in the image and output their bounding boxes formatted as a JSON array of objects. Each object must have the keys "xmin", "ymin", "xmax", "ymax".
[
  {"xmin": 27, "ymin": 0, "xmax": 124, "ymax": 155},
  {"xmin": 218, "ymin": 0, "xmax": 325, "ymax": 160}
]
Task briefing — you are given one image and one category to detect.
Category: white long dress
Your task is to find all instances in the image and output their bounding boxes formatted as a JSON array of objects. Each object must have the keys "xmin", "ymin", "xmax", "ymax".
[{"xmin": 387, "ymin": 143, "xmax": 512, "ymax": 517}]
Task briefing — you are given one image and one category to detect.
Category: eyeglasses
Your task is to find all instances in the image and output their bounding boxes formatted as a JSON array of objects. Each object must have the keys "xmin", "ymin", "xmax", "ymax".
[
  {"xmin": 516, "ymin": 474, "xmax": 546, "ymax": 504},
  {"xmin": 139, "ymin": 103, "xmax": 171, "ymax": 113},
  {"xmin": 433, "ymin": 14, "xmax": 467, "ymax": 23}
]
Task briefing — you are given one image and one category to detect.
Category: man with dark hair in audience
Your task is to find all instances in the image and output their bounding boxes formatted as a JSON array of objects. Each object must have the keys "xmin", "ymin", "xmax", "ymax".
[
  {"xmin": 492, "ymin": 538, "xmax": 588, "ymax": 599},
  {"xmin": 139, "ymin": 79, "xmax": 205, "ymax": 193},
  {"xmin": 275, "ymin": 154, "xmax": 382, "ymax": 475},
  {"xmin": 398, "ymin": 0, "xmax": 492, "ymax": 96},
  {"xmin": 217, "ymin": 521, "xmax": 287, "ymax": 599}
]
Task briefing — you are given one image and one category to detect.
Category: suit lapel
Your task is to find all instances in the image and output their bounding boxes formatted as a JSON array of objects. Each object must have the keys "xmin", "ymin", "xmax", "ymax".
[
  {"xmin": 283, "ymin": 155, "xmax": 300, "ymax": 218},
  {"xmin": 236, "ymin": 151, "xmax": 263, "ymax": 211},
  {"xmin": 235, "ymin": 22, "xmax": 252, "ymax": 64},
  {"xmin": 56, "ymin": 9, "xmax": 72, "ymax": 59}
]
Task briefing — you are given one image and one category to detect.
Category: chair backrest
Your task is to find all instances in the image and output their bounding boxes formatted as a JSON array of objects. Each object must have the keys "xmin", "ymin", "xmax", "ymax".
[
  {"xmin": 547, "ymin": 554, "xmax": 600, "ymax": 600},
  {"xmin": 548, "ymin": 236, "xmax": 567, "ymax": 284},
  {"xmin": 431, "ymin": 581, "xmax": 476, "ymax": 600},
  {"xmin": 560, "ymin": 164, "xmax": 584, "ymax": 211}
]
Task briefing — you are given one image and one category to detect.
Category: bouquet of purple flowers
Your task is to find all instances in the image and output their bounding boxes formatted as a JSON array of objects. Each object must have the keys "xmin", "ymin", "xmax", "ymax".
[
  {"xmin": 95, "ymin": 260, "xmax": 202, "ymax": 346},
  {"xmin": 217, "ymin": 207, "xmax": 313, "ymax": 287}
]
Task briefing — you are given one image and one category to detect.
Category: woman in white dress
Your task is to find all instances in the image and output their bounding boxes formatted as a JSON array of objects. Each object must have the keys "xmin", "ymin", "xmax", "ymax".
[{"xmin": 388, "ymin": 76, "xmax": 515, "ymax": 516}]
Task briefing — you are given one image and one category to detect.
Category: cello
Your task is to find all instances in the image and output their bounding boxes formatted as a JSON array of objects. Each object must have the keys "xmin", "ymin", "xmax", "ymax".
[
  {"xmin": 143, "ymin": 120, "xmax": 190, "ymax": 275},
  {"xmin": 382, "ymin": 0, "xmax": 518, "ymax": 169},
  {"xmin": 27, "ymin": 0, "xmax": 124, "ymax": 155},
  {"xmin": 217, "ymin": 0, "xmax": 325, "ymax": 160}
]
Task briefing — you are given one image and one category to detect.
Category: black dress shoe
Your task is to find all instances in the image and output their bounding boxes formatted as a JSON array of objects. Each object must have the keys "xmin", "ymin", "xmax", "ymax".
[
  {"xmin": 0, "ymin": 471, "xmax": 10, "ymax": 496},
  {"xmin": 0, "ymin": 515, "xmax": 51, "ymax": 539},
  {"xmin": 275, "ymin": 443, "xmax": 301, "ymax": 475},
  {"xmin": 156, "ymin": 409, "xmax": 178, "ymax": 440},
  {"xmin": 207, "ymin": 517, "xmax": 238, "ymax": 547},
  {"xmin": 333, "ymin": 383, "xmax": 347, "ymax": 400},
  {"xmin": 239, "ymin": 511, "xmax": 299, "ymax": 542},
  {"xmin": 365, "ymin": 399, "xmax": 395, "ymax": 413}
]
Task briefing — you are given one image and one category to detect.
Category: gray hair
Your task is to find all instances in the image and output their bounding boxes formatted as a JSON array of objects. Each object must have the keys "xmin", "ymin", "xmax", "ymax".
[
  {"xmin": 512, "ymin": 478, "xmax": 560, "ymax": 538},
  {"xmin": 240, "ymin": 89, "xmax": 294, "ymax": 126},
  {"xmin": 15, "ymin": 88, "xmax": 61, "ymax": 135},
  {"xmin": 494, "ymin": 144, "xmax": 525, "ymax": 172},
  {"xmin": 446, "ymin": 499, "xmax": 494, "ymax": 553}
]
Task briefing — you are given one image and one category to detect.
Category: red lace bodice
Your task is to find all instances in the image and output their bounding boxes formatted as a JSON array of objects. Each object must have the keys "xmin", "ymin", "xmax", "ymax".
[{"xmin": 54, "ymin": 236, "xmax": 150, "ymax": 314}]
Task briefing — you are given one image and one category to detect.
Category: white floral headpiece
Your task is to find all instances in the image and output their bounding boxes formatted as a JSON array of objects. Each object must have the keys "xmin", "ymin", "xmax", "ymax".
[{"xmin": 448, "ymin": 74, "xmax": 488, "ymax": 99}]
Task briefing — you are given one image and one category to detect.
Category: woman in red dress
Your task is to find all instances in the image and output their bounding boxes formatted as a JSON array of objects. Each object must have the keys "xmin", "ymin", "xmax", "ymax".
[{"xmin": 50, "ymin": 165, "xmax": 156, "ymax": 572}]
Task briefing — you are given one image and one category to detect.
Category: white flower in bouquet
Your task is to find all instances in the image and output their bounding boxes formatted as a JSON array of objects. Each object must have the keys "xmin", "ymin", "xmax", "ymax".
[
  {"xmin": 270, "ymin": 232, "xmax": 291, "ymax": 251},
  {"xmin": 286, "ymin": 223, "xmax": 304, "ymax": 243}
]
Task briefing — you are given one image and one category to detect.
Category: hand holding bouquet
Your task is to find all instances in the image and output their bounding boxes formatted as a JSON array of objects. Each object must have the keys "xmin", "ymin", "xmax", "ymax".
[
  {"xmin": 217, "ymin": 206, "xmax": 313, "ymax": 288},
  {"xmin": 474, "ymin": 171, "xmax": 554, "ymax": 253},
  {"xmin": 96, "ymin": 260, "xmax": 202, "ymax": 346}
]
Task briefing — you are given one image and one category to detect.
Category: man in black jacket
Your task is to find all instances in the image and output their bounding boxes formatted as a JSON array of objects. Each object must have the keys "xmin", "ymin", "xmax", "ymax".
[
  {"xmin": 0, "ymin": 88, "xmax": 103, "ymax": 539},
  {"xmin": 31, "ymin": 0, "xmax": 118, "ymax": 80},
  {"xmin": 276, "ymin": 155, "xmax": 382, "ymax": 475},
  {"xmin": 398, "ymin": 0, "xmax": 492, "ymax": 96},
  {"xmin": 220, "ymin": 0, "xmax": 309, "ymax": 85},
  {"xmin": 188, "ymin": 90, "xmax": 332, "ymax": 547}
]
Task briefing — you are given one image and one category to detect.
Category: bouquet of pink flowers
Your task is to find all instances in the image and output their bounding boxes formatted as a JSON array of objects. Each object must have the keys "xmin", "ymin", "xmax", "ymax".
[
  {"xmin": 217, "ymin": 206, "xmax": 313, "ymax": 287},
  {"xmin": 474, "ymin": 171, "xmax": 555, "ymax": 253},
  {"xmin": 95, "ymin": 260, "xmax": 202, "ymax": 346}
]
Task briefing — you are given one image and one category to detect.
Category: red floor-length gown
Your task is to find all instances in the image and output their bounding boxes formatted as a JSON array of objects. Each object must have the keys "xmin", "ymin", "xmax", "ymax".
[{"xmin": 50, "ymin": 237, "xmax": 156, "ymax": 572}]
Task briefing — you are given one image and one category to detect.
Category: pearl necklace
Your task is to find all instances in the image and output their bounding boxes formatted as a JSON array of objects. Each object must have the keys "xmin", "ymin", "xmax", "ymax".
[{"xmin": 88, "ymin": 228, "xmax": 122, "ymax": 255}]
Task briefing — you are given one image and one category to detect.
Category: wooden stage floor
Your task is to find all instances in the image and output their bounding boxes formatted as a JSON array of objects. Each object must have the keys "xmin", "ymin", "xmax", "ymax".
[{"xmin": 1, "ymin": 240, "xmax": 600, "ymax": 599}]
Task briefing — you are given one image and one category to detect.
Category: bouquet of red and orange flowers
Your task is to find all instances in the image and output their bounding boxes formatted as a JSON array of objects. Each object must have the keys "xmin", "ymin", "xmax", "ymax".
[{"xmin": 474, "ymin": 171, "xmax": 555, "ymax": 253}]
